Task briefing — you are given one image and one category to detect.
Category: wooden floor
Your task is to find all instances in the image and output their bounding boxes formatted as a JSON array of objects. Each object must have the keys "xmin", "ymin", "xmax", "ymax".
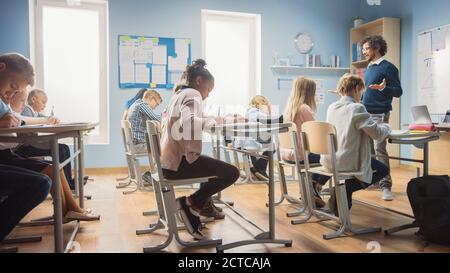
[{"xmin": 4, "ymin": 166, "xmax": 450, "ymax": 253}]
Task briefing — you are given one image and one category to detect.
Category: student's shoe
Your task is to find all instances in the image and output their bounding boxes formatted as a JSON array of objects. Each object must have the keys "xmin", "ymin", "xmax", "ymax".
[
  {"xmin": 64, "ymin": 211, "xmax": 100, "ymax": 222},
  {"xmin": 251, "ymin": 167, "xmax": 269, "ymax": 181},
  {"xmin": 312, "ymin": 181, "xmax": 326, "ymax": 208},
  {"xmin": 382, "ymin": 188, "xmax": 394, "ymax": 201},
  {"xmin": 176, "ymin": 196, "xmax": 204, "ymax": 240},
  {"xmin": 142, "ymin": 171, "xmax": 153, "ymax": 185},
  {"xmin": 200, "ymin": 200, "xmax": 226, "ymax": 220}
]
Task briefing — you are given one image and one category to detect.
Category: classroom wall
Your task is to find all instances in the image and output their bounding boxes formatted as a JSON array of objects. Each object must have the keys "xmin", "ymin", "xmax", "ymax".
[
  {"xmin": 0, "ymin": 0, "xmax": 30, "ymax": 57},
  {"xmin": 359, "ymin": 0, "xmax": 450, "ymax": 159},
  {"xmin": 0, "ymin": 0, "xmax": 360, "ymax": 167}
]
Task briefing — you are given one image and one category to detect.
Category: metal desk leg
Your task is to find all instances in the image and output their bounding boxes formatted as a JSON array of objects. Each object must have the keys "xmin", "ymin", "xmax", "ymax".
[
  {"xmin": 78, "ymin": 132, "xmax": 85, "ymax": 208},
  {"xmin": 268, "ymin": 150, "xmax": 275, "ymax": 238},
  {"xmin": 423, "ymin": 142, "xmax": 429, "ymax": 176},
  {"xmin": 51, "ymin": 138, "xmax": 64, "ymax": 253}
]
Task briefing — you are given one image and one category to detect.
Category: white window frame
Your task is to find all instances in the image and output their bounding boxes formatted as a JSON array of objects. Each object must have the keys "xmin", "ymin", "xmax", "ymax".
[
  {"xmin": 201, "ymin": 9, "xmax": 261, "ymax": 100},
  {"xmin": 30, "ymin": 0, "xmax": 109, "ymax": 145}
]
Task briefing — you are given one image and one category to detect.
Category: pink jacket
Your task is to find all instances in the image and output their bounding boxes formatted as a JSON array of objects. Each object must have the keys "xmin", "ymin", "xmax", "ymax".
[{"xmin": 160, "ymin": 88, "xmax": 217, "ymax": 171}]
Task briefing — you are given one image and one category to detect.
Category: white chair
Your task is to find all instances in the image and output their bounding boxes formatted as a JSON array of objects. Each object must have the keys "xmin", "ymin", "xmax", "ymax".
[
  {"xmin": 274, "ymin": 122, "xmax": 321, "ymax": 216},
  {"xmin": 291, "ymin": 121, "xmax": 382, "ymax": 240},
  {"xmin": 137, "ymin": 120, "xmax": 222, "ymax": 252},
  {"xmin": 116, "ymin": 120, "xmax": 153, "ymax": 194}
]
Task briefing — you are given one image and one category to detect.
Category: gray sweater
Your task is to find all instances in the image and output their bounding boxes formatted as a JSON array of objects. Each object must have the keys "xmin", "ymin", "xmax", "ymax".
[{"xmin": 321, "ymin": 96, "xmax": 391, "ymax": 184}]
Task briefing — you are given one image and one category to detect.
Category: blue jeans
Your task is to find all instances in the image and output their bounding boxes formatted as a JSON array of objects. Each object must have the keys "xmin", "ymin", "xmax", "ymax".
[{"xmin": 0, "ymin": 165, "xmax": 51, "ymax": 241}]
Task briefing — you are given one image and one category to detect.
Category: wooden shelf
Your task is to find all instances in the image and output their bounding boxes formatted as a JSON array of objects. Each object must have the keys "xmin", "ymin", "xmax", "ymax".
[{"xmin": 271, "ymin": 65, "xmax": 350, "ymax": 75}]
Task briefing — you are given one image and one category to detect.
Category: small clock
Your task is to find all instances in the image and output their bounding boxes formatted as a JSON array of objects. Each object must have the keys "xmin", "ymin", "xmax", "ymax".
[{"xmin": 294, "ymin": 33, "xmax": 314, "ymax": 54}]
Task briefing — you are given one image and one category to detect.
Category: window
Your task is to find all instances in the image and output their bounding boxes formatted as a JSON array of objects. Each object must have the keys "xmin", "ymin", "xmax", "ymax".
[
  {"xmin": 201, "ymin": 10, "xmax": 261, "ymax": 117},
  {"xmin": 32, "ymin": 0, "xmax": 109, "ymax": 144}
]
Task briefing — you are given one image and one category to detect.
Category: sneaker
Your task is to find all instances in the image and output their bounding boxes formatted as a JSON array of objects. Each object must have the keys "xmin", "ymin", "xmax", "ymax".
[
  {"xmin": 382, "ymin": 188, "xmax": 394, "ymax": 201},
  {"xmin": 176, "ymin": 196, "xmax": 204, "ymax": 240},
  {"xmin": 142, "ymin": 171, "xmax": 153, "ymax": 185},
  {"xmin": 200, "ymin": 200, "xmax": 226, "ymax": 220},
  {"xmin": 251, "ymin": 167, "xmax": 269, "ymax": 181}
]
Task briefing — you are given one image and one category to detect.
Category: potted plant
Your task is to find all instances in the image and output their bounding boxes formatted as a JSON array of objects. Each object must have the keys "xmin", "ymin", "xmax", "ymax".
[{"xmin": 353, "ymin": 16, "xmax": 365, "ymax": 28}]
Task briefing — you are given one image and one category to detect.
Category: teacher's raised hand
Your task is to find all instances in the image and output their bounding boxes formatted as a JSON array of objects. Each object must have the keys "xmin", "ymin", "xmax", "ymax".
[{"xmin": 369, "ymin": 78, "xmax": 386, "ymax": 91}]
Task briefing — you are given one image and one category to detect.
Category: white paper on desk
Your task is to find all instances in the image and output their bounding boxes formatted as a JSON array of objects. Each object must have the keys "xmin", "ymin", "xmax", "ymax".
[
  {"xmin": 432, "ymin": 27, "xmax": 447, "ymax": 52},
  {"xmin": 153, "ymin": 45, "xmax": 167, "ymax": 65},
  {"xmin": 135, "ymin": 64, "xmax": 150, "ymax": 84},
  {"xmin": 151, "ymin": 65, "xmax": 166, "ymax": 84},
  {"xmin": 119, "ymin": 44, "xmax": 135, "ymax": 65},
  {"xmin": 390, "ymin": 130, "xmax": 410, "ymax": 136},
  {"xmin": 120, "ymin": 64, "xmax": 135, "ymax": 83}
]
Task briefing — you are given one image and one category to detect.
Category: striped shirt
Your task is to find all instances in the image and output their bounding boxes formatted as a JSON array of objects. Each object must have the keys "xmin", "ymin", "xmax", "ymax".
[{"xmin": 127, "ymin": 99, "xmax": 161, "ymax": 144}]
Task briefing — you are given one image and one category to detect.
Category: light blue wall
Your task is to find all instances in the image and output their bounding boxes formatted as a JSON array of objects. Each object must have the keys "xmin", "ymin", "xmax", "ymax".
[
  {"xmin": 360, "ymin": 0, "xmax": 450, "ymax": 159},
  {"xmin": 96, "ymin": 0, "xmax": 359, "ymax": 167},
  {"xmin": 0, "ymin": 0, "xmax": 30, "ymax": 57},
  {"xmin": 1, "ymin": 0, "xmax": 359, "ymax": 167}
]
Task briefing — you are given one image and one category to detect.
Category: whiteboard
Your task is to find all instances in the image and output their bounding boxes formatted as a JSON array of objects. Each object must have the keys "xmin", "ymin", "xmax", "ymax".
[{"xmin": 417, "ymin": 25, "xmax": 450, "ymax": 114}]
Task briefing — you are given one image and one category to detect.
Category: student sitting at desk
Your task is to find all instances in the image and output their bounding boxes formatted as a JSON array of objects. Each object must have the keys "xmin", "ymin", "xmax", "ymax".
[
  {"xmin": 21, "ymin": 88, "xmax": 49, "ymax": 118},
  {"xmin": 127, "ymin": 89, "xmax": 162, "ymax": 153},
  {"xmin": 9, "ymin": 89, "xmax": 81, "ymax": 190},
  {"xmin": 161, "ymin": 59, "xmax": 240, "ymax": 239},
  {"xmin": 281, "ymin": 76, "xmax": 328, "ymax": 208},
  {"xmin": 322, "ymin": 74, "xmax": 391, "ymax": 215},
  {"xmin": 122, "ymin": 88, "xmax": 147, "ymax": 120},
  {"xmin": 0, "ymin": 53, "xmax": 99, "ymax": 222},
  {"xmin": 1, "ymin": 71, "xmax": 51, "ymax": 239},
  {"xmin": 234, "ymin": 95, "xmax": 273, "ymax": 181}
]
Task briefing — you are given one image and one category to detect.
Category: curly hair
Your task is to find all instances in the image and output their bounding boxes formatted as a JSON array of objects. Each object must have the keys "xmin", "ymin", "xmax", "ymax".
[{"xmin": 360, "ymin": 35, "xmax": 388, "ymax": 56}]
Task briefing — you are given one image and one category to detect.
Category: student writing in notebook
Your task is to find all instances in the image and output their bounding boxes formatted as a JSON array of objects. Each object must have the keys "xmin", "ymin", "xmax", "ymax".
[
  {"xmin": 10, "ymin": 89, "xmax": 82, "ymax": 190},
  {"xmin": 281, "ymin": 77, "xmax": 329, "ymax": 208},
  {"xmin": 0, "ymin": 53, "xmax": 99, "ymax": 222},
  {"xmin": 0, "ymin": 53, "xmax": 52, "ymax": 241},
  {"xmin": 160, "ymin": 59, "xmax": 240, "ymax": 239}
]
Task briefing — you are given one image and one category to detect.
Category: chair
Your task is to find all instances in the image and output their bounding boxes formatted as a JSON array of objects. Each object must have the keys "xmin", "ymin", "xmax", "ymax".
[
  {"xmin": 137, "ymin": 120, "xmax": 222, "ymax": 252},
  {"xmin": 116, "ymin": 120, "xmax": 153, "ymax": 194},
  {"xmin": 291, "ymin": 121, "xmax": 382, "ymax": 240}
]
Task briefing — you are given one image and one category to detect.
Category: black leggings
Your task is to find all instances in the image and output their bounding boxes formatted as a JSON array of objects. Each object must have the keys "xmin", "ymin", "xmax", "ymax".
[{"xmin": 162, "ymin": 156, "xmax": 240, "ymax": 208}]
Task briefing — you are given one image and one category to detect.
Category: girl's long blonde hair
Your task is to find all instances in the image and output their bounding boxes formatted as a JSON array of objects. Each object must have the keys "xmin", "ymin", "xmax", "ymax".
[{"xmin": 283, "ymin": 77, "xmax": 317, "ymax": 122}]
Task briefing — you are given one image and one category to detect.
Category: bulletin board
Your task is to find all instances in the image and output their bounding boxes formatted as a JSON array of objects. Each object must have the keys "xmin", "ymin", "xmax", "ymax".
[{"xmin": 118, "ymin": 35, "xmax": 192, "ymax": 89}]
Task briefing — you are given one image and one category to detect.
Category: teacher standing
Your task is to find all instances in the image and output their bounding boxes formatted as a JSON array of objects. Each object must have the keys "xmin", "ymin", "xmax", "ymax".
[{"xmin": 360, "ymin": 35, "xmax": 403, "ymax": 201}]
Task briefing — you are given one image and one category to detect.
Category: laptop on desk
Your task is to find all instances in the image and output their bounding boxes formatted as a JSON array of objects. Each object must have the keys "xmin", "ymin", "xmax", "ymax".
[{"xmin": 411, "ymin": 105, "xmax": 433, "ymax": 125}]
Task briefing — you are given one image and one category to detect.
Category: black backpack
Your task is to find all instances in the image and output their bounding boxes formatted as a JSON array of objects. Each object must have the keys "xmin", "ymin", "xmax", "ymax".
[{"xmin": 407, "ymin": 175, "xmax": 450, "ymax": 245}]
